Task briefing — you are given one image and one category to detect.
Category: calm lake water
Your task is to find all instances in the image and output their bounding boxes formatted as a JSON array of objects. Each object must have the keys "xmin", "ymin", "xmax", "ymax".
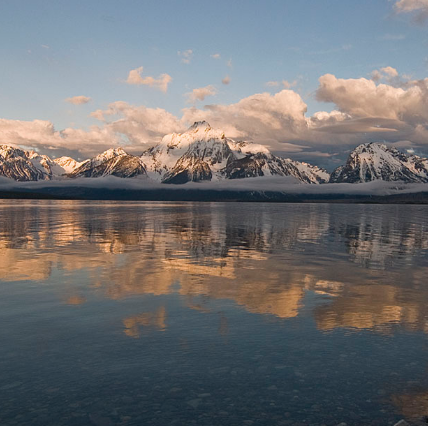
[{"xmin": 0, "ymin": 201, "xmax": 427, "ymax": 426}]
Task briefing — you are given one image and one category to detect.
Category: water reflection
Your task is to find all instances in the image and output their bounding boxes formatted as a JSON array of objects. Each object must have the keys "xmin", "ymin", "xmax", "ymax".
[
  {"xmin": 392, "ymin": 389, "xmax": 428, "ymax": 421},
  {"xmin": 314, "ymin": 283, "xmax": 428, "ymax": 334},
  {"xmin": 1, "ymin": 201, "xmax": 428, "ymax": 426},
  {"xmin": 0, "ymin": 201, "xmax": 427, "ymax": 334},
  {"xmin": 123, "ymin": 306, "xmax": 167, "ymax": 337}
]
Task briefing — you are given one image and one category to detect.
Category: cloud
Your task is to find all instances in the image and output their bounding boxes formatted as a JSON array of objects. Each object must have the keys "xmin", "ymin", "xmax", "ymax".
[
  {"xmin": 90, "ymin": 101, "xmax": 184, "ymax": 144},
  {"xmin": 266, "ymin": 80, "xmax": 297, "ymax": 89},
  {"xmin": 4, "ymin": 69, "xmax": 428, "ymax": 169},
  {"xmin": 310, "ymin": 117, "xmax": 400, "ymax": 134},
  {"xmin": 221, "ymin": 75, "xmax": 231, "ymax": 85},
  {"xmin": 178, "ymin": 49, "xmax": 193, "ymax": 64},
  {"xmin": 227, "ymin": 58, "xmax": 233, "ymax": 68},
  {"xmin": 186, "ymin": 85, "xmax": 217, "ymax": 103},
  {"xmin": 0, "ymin": 119, "xmax": 57, "ymax": 147},
  {"xmin": 211, "ymin": 53, "xmax": 221, "ymax": 59},
  {"xmin": 316, "ymin": 73, "xmax": 428, "ymax": 123},
  {"xmin": 394, "ymin": 0, "xmax": 428, "ymax": 23},
  {"xmin": 182, "ymin": 89, "xmax": 309, "ymax": 146},
  {"xmin": 380, "ymin": 66, "xmax": 399, "ymax": 77},
  {"xmin": 370, "ymin": 66, "xmax": 399, "ymax": 82},
  {"xmin": 4, "ymin": 175, "xmax": 428, "ymax": 199},
  {"xmin": 282, "ymin": 80, "xmax": 298, "ymax": 89},
  {"xmin": 0, "ymin": 118, "xmax": 119, "ymax": 158},
  {"xmin": 0, "ymin": 103, "xmax": 184, "ymax": 158},
  {"xmin": 311, "ymin": 72, "xmax": 428, "ymax": 156},
  {"xmin": 308, "ymin": 110, "xmax": 351, "ymax": 128},
  {"xmin": 65, "ymin": 96, "xmax": 92, "ymax": 105},
  {"xmin": 126, "ymin": 66, "xmax": 172, "ymax": 93}
]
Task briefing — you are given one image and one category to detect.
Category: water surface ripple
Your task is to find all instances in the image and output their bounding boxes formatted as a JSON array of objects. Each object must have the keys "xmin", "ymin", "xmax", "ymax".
[{"xmin": 0, "ymin": 201, "xmax": 427, "ymax": 426}]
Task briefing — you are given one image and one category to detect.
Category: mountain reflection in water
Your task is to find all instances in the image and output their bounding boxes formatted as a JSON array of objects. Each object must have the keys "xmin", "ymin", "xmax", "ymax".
[
  {"xmin": 1, "ymin": 201, "xmax": 428, "ymax": 426},
  {"xmin": 0, "ymin": 201, "xmax": 427, "ymax": 334}
]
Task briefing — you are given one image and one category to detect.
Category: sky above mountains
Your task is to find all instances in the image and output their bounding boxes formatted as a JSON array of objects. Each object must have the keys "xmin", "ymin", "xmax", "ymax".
[{"xmin": 1, "ymin": 0, "xmax": 428, "ymax": 169}]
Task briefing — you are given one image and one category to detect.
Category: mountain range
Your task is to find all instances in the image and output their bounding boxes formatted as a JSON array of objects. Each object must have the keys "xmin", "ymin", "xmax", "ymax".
[{"xmin": 1, "ymin": 121, "xmax": 428, "ymax": 185}]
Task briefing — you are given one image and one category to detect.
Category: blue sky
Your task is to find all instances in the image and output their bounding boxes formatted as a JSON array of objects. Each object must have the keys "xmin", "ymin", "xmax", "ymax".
[{"xmin": 0, "ymin": 0, "xmax": 427, "ymax": 167}]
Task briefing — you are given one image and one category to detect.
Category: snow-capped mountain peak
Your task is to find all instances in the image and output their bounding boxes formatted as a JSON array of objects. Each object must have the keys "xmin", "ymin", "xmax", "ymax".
[
  {"xmin": 330, "ymin": 142, "xmax": 428, "ymax": 183},
  {"xmin": 68, "ymin": 147, "xmax": 146, "ymax": 179},
  {"xmin": 2, "ymin": 129, "xmax": 427, "ymax": 186},
  {"xmin": 187, "ymin": 120, "xmax": 212, "ymax": 132},
  {"xmin": 52, "ymin": 157, "xmax": 84, "ymax": 174},
  {"xmin": 141, "ymin": 122, "xmax": 329, "ymax": 184},
  {"xmin": 92, "ymin": 147, "xmax": 127, "ymax": 164}
]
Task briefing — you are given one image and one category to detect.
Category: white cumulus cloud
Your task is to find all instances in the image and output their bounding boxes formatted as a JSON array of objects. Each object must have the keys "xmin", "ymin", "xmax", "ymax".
[
  {"xmin": 186, "ymin": 85, "xmax": 218, "ymax": 103},
  {"xmin": 316, "ymin": 73, "xmax": 428, "ymax": 121},
  {"xmin": 182, "ymin": 90, "xmax": 309, "ymax": 146},
  {"xmin": 314, "ymin": 72, "xmax": 428, "ymax": 146},
  {"xmin": 126, "ymin": 66, "xmax": 172, "ymax": 93},
  {"xmin": 4, "ymin": 69, "xmax": 428, "ymax": 167}
]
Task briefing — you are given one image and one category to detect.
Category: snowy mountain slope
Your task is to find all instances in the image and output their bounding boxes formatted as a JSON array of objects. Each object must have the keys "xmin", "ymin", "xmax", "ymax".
[
  {"xmin": 141, "ymin": 121, "xmax": 235, "ymax": 182},
  {"xmin": 222, "ymin": 151, "xmax": 329, "ymax": 184},
  {"xmin": 52, "ymin": 157, "xmax": 83, "ymax": 174},
  {"xmin": 2, "ymin": 128, "xmax": 428, "ymax": 187},
  {"xmin": 330, "ymin": 143, "xmax": 428, "ymax": 183},
  {"xmin": 68, "ymin": 148, "xmax": 146, "ymax": 178},
  {"xmin": 142, "ymin": 121, "xmax": 329, "ymax": 184},
  {"xmin": 0, "ymin": 145, "xmax": 52, "ymax": 181},
  {"xmin": 0, "ymin": 145, "xmax": 85, "ymax": 181}
]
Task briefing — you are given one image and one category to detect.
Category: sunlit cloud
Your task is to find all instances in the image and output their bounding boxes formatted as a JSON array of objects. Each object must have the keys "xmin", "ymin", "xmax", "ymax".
[
  {"xmin": 370, "ymin": 66, "xmax": 399, "ymax": 82},
  {"xmin": 182, "ymin": 89, "xmax": 309, "ymax": 145},
  {"xmin": 4, "ymin": 67, "xmax": 428, "ymax": 165},
  {"xmin": 394, "ymin": 0, "xmax": 428, "ymax": 23},
  {"xmin": 0, "ymin": 118, "xmax": 119, "ymax": 158},
  {"xmin": 221, "ymin": 75, "xmax": 231, "ymax": 85},
  {"xmin": 266, "ymin": 80, "xmax": 297, "ymax": 89},
  {"xmin": 316, "ymin": 73, "xmax": 428, "ymax": 121},
  {"xmin": 211, "ymin": 53, "xmax": 221, "ymax": 59},
  {"xmin": 186, "ymin": 85, "xmax": 217, "ymax": 103},
  {"xmin": 282, "ymin": 79, "xmax": 298, "ymax": 89},
  {"xmin": 126, "ymin": 66, "xmax": 172, "ymax": 92},
  {"xmin": 65, "ymin": 95, "xmax": 92, "ymax": 105},
  {"xmin": 313, "ymin": 72, "xmax": 428, "ymax": 147}
]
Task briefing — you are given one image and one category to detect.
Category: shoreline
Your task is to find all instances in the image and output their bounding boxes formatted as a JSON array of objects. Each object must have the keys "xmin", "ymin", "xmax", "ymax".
[{"xmin": 1, "ymin": 187, "xmax": 428, "ymax": 204}]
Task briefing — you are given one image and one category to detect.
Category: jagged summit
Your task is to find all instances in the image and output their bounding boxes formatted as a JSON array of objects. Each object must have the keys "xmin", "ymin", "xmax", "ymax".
[
  {"xmin": 1, "ymin": 133, "xmax": 428, "ymax": 186},
  {"xmin": 187, "ymin": 121, "xmax": 212, "ymax": 131},
  {"xmin": 353, "ymin": 142, "xmax": 389, "ymax": 155},
  {"xmin": 142, "ymin": 123, "xmax": 328, "ymax": 184},
  {"xmin": 0, "ymin": 145, "xmax": 82, "ymax": 181},
  {"xmin": 330, "ymin": 142, "xmax": 428, "ymax": 183},
  {"xmin": 68, "ymin": 147, "xmax": 146, "ymax": 179}
]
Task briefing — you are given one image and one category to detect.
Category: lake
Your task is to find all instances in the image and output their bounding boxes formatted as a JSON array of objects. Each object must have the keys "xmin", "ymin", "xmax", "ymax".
[{"xmin": 0, "ymin": 201, "xmax": 427, "ymax": 426}]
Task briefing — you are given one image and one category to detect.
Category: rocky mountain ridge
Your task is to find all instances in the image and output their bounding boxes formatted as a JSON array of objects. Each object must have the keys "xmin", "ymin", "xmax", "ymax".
[
  {"xmin": 141, "ymin": 121, "xmax": 329, "ymax": 184},
  {"xmin": 1, "ymin": 123, "xmax": 428, "ymax": 185},
  {"xmin": 330, "ymin": 143, "xmax": 428, "ymax": 184}
]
